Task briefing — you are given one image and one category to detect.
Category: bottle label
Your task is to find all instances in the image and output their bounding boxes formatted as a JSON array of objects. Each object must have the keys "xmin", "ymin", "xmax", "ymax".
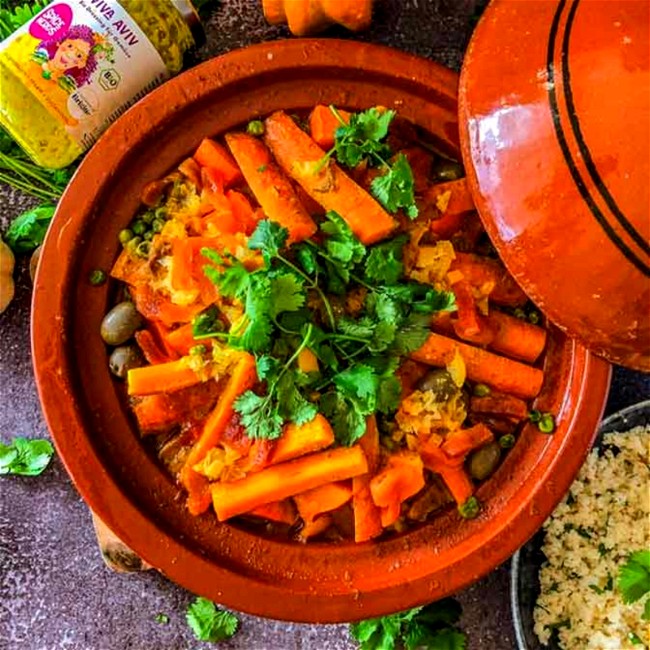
[{"xmin": 0, "ymin": 1, "xmax": 169, "ymax": 151}]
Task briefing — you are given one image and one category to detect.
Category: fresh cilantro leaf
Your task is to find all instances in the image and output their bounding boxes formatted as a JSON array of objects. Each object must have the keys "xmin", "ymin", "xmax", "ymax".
[
  {"xmin": 364, "ymin": 235, "xmax": 408, "ymax": 285},
  {"xmin": 370, "ymin": 321, "xmax": 397, "ymax": 352},
  {"xmin": 377, "ymin": 376, "xmax": 402, "ymax": 414},
  {"xmin": 192, "ymin": 306, "xmax": 224, "ymax": 340},
  {"xmin": 618, "ymin": 550, "xmax": 650, "ymax": 604},
  {"xmin": 337, "ymin": 316, "xmax": 375, "ymax": 339},
  {"xmin": 248, "ymin": 219, "xmax": 288, "ymax": 261},
  {"xmin": 5, "ymin": 204, "xmax": 56, "ymax": 254},
  {"xmin": 276, "ymin": 372, "xmax": 318, "ymax": 425},
  {"xmin": 391, "ymin": 313, "xmax": 434, "ymax": 355},
  {"xmin": 643, "ymin": 598, "xmax": 650, "ymax": 621},
  {"xmin": 333, "ymin": 107, "xmax": 395, "ymax": 168},
  {"xmin": 294, "ymin": 243, "xmax": 319, "ymax": 276},
  {"xmin": 269, "ymin": 272, "xmax": 306, "ymax": 317},
  {"xmin": 186, "ymin": 597, "xmax": 239, "ymax": 643},
  {"xmin": 320, "ymin": 391, "xmax": 366, "ymax": 446},
  {"xmin": 334, "ymin": 364, "xmax": 380, "ymax": 415},
  {"xmin": 371, "ymin": 154, "xmax": 418, "ymax": 219},
  {"xmin": 350, "ymin": 600, "xmax": 465, "ymax": 650},
  {"xmin": 0, "ymin": 437, "xmax": 54, "ymax": 476},
  {"xmin": 201, "ymin": 248, "xmax": 249, "ymax": 299},
  {"xmin": 234, "ymin": 390, "xmax": 284, "ymax": 440},
  {"xmin": 255, "ymin": 354, "xmax": 280, "ymax": 381},
  {"xmin": 320, "ymin": 211, "xmax": 366, "ymax": 266}
]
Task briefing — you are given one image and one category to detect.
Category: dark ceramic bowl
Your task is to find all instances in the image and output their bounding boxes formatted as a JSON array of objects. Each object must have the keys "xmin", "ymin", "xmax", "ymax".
[
  {"xmin": 511, "ymin": 400, "xmax": 650, "ymax": 649},
  {"xmin": 32, "ymin": 40, "xmax": 611, "ymax": 623}
]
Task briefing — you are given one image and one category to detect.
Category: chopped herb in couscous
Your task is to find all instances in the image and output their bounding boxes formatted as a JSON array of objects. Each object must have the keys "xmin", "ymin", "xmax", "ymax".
[{"xmin": 534, "ymin": 426, "xmax": 650, "ymax": 649}]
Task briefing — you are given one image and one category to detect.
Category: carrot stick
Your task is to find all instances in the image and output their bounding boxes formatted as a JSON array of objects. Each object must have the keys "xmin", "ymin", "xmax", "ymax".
[
  {"xmin": 226, "ymin": 190, "xmax": 260, "ymax": 235},
  {"xmin": 109, "ymin": 249, "xmax": 149, "ymax": 285},
  {"xmin": 263, "ymin": 110, "xmax": 397, "ymax": 245},
  {"xmin": 166, "ymin": 323, "xmax": 210, "ymax": 357},
  {"xmin": 411, "ymin": 332, "xmax": 544, "ymax": 400},
  {"xmin": 432, "ymin": 310, "xmax": 547, "ymax": 364},
  {"xmin": 224, "ymin": 132, "xmax": 317, "ymax": 243},
  {"xmin": 185, "ymin": 353, "xmax": 257, "ymax": 467},
  {"xmin": 210, "ymin": 446, "xmax": 368, "ymax": 521},
  {"xmin": 449, "ymin": 252, "xmax": 527, "ymax": 307},
  {"xmin": 180, "ymin": 465, "xmax": 213, "ymax": 516},
  {"xmin": 269, "ymin": 413, "xmax": 335, "ymax": 465},
  {"xmin": 247, "ymin": 499, "xmax": 297, "ymax": 525},
  {"xmin": 135, "ymin": 330, "xmax": 172, "ymax": 365},
  {"xmin": 294, "ymin": 481, "xmax": 352, "ymax": 524},
  {"xmin": 369, "ymin": 452, "xmax": 425, "ymax": 510},
  {"xmin": 441, "ymin": 423, "xmax": 494, "ymax": 458},
  {"xmin": 470, "ymin": 392, "xmax": 530, "ymax": 422},
  {"xmin": 352, "ymin": 416, "xmax": 383, "ymax": 542},
  {"xmin": 436, "ymin": 465, "xmax": 474, "ymax": 505},
  {"xmin": 451, "ymin": 278, "xmax": 481, "ymax": 338},
  {"xmin": 193, "ymin": 138, "xmax": 242, "ymax": 187},
  {"xmin": 127, "ymin": 359, "xmax": 202, "ymax": 396},
  {"xmin": 309, "ymin": 105, "xmax": 350, "ymax": 149},
  {"xmin": 297, "ymin": 348, "xmax": 319, "ymax": 373},
  {"xmin": 487, "ymin": 311, "xmax": 547, "ymax": 363},
  {"xmin": 130, "ymin": 284, "xmax": 206, "ymax": 326}
]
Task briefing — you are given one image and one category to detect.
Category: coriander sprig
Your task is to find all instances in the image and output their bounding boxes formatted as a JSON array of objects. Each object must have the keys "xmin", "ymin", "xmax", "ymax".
[{"xmin": 324, "ymin": 106, "xmax": 419, "ymax": 219}]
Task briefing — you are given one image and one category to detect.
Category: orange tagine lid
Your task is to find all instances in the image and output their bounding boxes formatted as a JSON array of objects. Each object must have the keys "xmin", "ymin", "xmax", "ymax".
[{"xmin": 458, "ymin": 0, "xmax": 649, "ymax": 371}]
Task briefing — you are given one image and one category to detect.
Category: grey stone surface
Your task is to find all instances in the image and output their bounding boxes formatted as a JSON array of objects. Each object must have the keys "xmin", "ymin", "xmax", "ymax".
[{"xmin": 1, "ymin": 1, "xmax": 648, "ymax": 649}]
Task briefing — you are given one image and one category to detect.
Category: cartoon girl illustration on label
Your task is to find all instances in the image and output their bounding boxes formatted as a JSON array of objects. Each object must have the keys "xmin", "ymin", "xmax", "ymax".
[{"xmin": 32, "ymin": 25, "xmax": 114, "ymax": 93}]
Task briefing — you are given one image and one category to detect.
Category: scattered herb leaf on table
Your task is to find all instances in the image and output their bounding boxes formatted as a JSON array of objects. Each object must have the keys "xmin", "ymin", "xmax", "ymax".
[{"xmin": 0, "ymin": 437, "xmax": 54, "ymax": 476}]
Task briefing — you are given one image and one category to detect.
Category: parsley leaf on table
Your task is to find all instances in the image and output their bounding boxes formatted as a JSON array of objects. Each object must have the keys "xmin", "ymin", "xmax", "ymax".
[
  {"xmin": 186, "ymin": 597, "xmax": 239, "ymax": 643},
  {"xmin": 618, "ymin": 550, "xmax": 650, "ymax": 605},
  {"xmin": 349, "ymin": 599, "xmax": 466, "ymax": 650},
  {"xmin": 0, "ymin": 437, "xmax": 54, "ymax": 476},
  {"xmin": 4, "ymin": 204, "xmax": 56, "ymax": 254}
]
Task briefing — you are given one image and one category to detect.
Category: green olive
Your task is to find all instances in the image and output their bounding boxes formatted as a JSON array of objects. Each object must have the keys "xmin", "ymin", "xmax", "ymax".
[
  {"xmin": 431, "ymin": 159, "xmax": 464, "ymax": 182},
  {"xmin": 415, "ymin": 369, "xmax": 458, "ymax": 401},
  {"xmin": 100, "ymin": 301, "xmax": 143, "ymax": 345},
  {"xmin": 468, "ymin": 441, "xmax": 502, "ymax": 481},
  {"xmin": 108, "ymin": 345, "xmax": 144, "ymax": 379}
]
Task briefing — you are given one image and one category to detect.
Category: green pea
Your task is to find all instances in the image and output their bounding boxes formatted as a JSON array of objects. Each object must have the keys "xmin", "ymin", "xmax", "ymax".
[
  {"xmin": 136, "ymin": 241, "xmax": 151, "ymax": 258},
  {"xmin": 458, "ymin": 496, "xmax": 480, "ymax": 519},
  {"xmin": 499, "ymin": 434, "xmax": 516, "ymax": 449},
  {"xmin": 89, "ymin": 269, "xmax": 107, "ymax": 286},
  {"xmin": 528, "ymin": 311, "xmax": 540, "ymax": 325},
  {"xmin": 143, "ymin": 231, "xmax": 154, "ymax": 241},
  {"xmin": 118, "ymin": 229, "xmax": 133, "ymax": 245},
  {"xmin": 513, "ymin": 308, "xmax": 526, "ymax": 320},
  {"xmin": 246, "ymin": 120, "xmax": 265, "ymax": 136},
  {"xmin": 141, "ymin": 210, "xmax": 155, "ymax": 225},
  {"xmin": 131, "ymin": 220, "xmax": 146, "ymax": 235},
  {"xmin": 152, "ymin": 219, "xmax": 165, "ymax": 233},
  {"xmin": 126, "ymin": 236, "xmax": 142, "ymax": 252},
  {"xmin": 473, "ymin": 383, "xmax": 491, "ymax": 397},
  {"xmin": 539, "ymin": 413, "xmax": 556, "ymax": 434},
  {"xmin": 154, "ymin": 206, "xmax": 168, "ymax": 220}
]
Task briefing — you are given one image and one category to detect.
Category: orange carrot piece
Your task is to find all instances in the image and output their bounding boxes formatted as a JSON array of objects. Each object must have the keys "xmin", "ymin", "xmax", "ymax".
[
  {"xmin": 247, "ymin": 499, "xmax": 297, "ymax": 525},
  {"xmin": 297, "ymin": 348, "xmax": 319, "ymax": 373},
  {"xmin": 165, "ymin": 323, "xmax": 203, "ymax": 356},
  {"xmin": 426, "ymin": 178, "xmax": 475, "ymax": 217},
  {"xmin": 133, "ymin": 394, "xmax": 176, "ymax": 433},
  {"xmin": 263, "ymin": 110, "xmax": 397, "ymax": 245},
  {"xmin": 185, "ymin": 353, "xmax": 257, "ymax": 467},
  {"xmin": 450, "ymin": 252, "xmax": 527, "ymax": 307},
  {"xmin": 226, "ymin": 190, "xmax": 260, "ymax": 235},
  {"xmin": 269, "ymin": 414, "xmax": 335, "ymax": 465},
  {"xmin": 352, "ymin": 415, "xmax": 383, "ymax": 542},
  {"xmin": 370, "ymin": 452, "xmax": 425, "ymax": 507},
  {"xmin": 193, "ymin": 138, "xmax": 242, "ymax": 187},
  {"xmin": 127, "ymin": 359, "xmax": 202, "ymax": 396},
  {"xmin": 488, "ymin": 311, "xmax": 547, "ymax": 363},
  {"xmin": 294, "ymin": 481, "xmax": 352, "ymax": 524},
  {"xmin": 109, "ymin": 249, "xmax": 150, "ymax": 285},
  {"xmin": 135, "ymin": 330, "xmax": 172, "ymax": 365},
  {"xmin": 148, "ymin": 320, "xmax": 181, "ymax": 360},
  {"xmin": 441, "ymin": 423, "xmax": 494, "ymax": 458},
  {"xmin": 380, "ymin": 501, "xmax": 402, "ymax": 528},
  {"xmin": 451, "ymin": 278, "xmax": 481, "ymax": 339},
  {"xmin": 298, "ymin": 515, "xmax": 333, "ymax": 540},
  {"xmin": 411, "ymin": 332, "xmax": 544, "ymax": 400},
  {"xmin": 436, "ymin": 465, "xmax": 474, "ymax": 505},
  {"xmin": 470, "ymin": 392, "xmax": 530, "ymax": 422},
  {"xmin": 224, "ymin": 132, "xmax": 317, "ymax": 243},
  {"xmin": 210, "ymin": 446, "xmax": 368, "ymax": 521},
  {"xmin": 170, "ymin": 239, "xmax": 197, "ymax": 292},
  {"xmin": 130, "ymin": 284, "xmax": 206, "ymax": 326},
  {"xmin": 309, "ymin": 105, "xmax": 351, "ymax": 149},
  {"xmin": 180, "ymin": 465, "xmax": 213, "ymax": 516},
  {"xmin": 352, "ymin": 475, "xmax": 383, "ymax": 541}
]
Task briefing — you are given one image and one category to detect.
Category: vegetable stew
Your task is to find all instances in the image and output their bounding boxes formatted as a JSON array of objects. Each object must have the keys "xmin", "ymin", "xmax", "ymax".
[{"xmin": 102, "ymin": 106, "xmax": 551, "ymax": 542}]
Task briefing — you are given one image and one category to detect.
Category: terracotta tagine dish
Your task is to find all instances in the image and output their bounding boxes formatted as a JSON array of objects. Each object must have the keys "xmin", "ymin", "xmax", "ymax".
[
  {"xmin": 32, "ymin": 40, "xmax": 611, "ymax": 623},
  {"xmin": 459, "ymin": 0, "xmax": 650, "ymax": 371}
]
